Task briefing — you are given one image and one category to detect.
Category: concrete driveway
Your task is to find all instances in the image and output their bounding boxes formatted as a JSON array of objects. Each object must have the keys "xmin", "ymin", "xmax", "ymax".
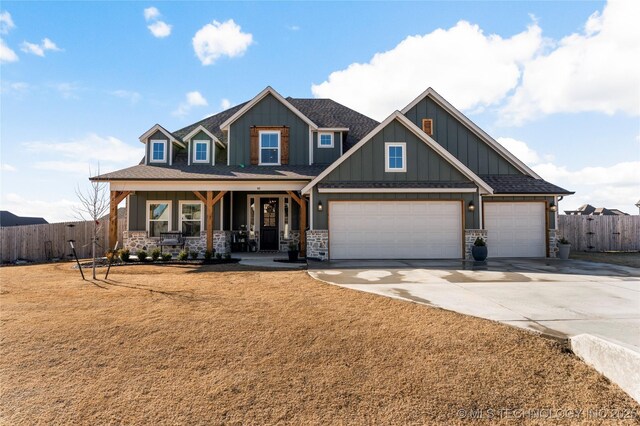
[{"xmin": 309, "ymin": 258, "xmax": 640, "ymax": 351}]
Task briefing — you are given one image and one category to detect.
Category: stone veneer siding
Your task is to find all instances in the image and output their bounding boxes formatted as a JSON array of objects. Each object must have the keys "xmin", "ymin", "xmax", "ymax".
[
  {"xmin": 278, "ymin": 231, "xmax": 301, "ymax": 252},
  {"xmin": 123, "ymin": 230, "xmax": 230, "ymax": 257},
  {"xmin": 548, "ymin": 228, "xmax": 557, "ymax": 258},
  {"xmin": 464, "ymin": 229, "xmax": 488, "ymax": 260},
  {"xmin": 306, "ymin": 230, "xmax": 329, "ymax": 260}
]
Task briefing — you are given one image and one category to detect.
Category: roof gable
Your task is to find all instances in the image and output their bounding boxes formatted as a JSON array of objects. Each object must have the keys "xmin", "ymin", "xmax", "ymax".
[
  {"xmin": 219, "ymin": 86, "xmax": 318, "ymax": 131},
  {"xmin": 401, "ymin": 87, "xmax": 541, "ymax": 179},
  {"xmin": 302, "ymin": 111, "xmax": 493, "ymax": 194},
  {"xmin": 138, "ymin": 124, "xmax": 185, "ymax": 148},
  {"xmin": 182, "ymin": 125, "xmax": 224, "ymax": 148}
]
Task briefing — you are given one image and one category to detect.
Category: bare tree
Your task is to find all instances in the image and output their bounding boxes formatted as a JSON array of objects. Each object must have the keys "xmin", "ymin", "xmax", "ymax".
[{"xmin": 74, "ymin": 166, "xmax": 109, "ymax": 279}]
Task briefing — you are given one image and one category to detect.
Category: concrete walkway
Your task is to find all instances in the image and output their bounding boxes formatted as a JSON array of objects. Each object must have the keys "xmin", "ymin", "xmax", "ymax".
[
  {"xmin": 237, "ymin": 252, "xmax": 307, "ymax": 269},
  {"xmin": 309, "ymin": 258, "xmax": 640, "ymax": 402}
]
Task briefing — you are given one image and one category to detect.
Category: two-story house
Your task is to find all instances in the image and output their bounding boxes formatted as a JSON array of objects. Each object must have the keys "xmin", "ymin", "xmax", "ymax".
[{"xmin": 94, "ymin": 86, "xmax": 572, "ymax": 260}]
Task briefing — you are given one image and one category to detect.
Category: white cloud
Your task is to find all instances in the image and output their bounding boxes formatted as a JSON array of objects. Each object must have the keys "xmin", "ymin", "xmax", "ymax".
[
  {"xmin": 148, "ymin": 21, "xmax": 172, "ymax": 38},
  {"xmin": 0, "ymin": 10, "xmax": 15, "ymax": 34},
  {"xmin": 110, "ymin": 89, "xmax": 141, "ymax": 103},
  {"xmin": 51, "ymin": 82, "xmax": 80, "ymax": 99},
  {"xmin": 192, "ymin": 19, "xmax": 253, "ymax": 65},
  {"xmin": 20, "ymin": 38, "xmax": 62, "ymax": 57},
  {"xmin": 501, "ymin": 0, "xmax": 640, "ymax": 125},
  {"xmin": 220, "ymin": 98, "xmax": 231, "ymax": 110},
  {"xmin": 1, "ymin": 163, "xmax": 17, "ymax": 172},
  {"xmin": 497, "ymin": 136, "xmax": 640, "ymax": 213},
  {"xmin": 0, "ymin": 38, "xmax": 18, "ymax": 63},
  {"xmin": 2, "ymin": 193, "xmax": 79, "ymax": 223},
  {"xmin": 143, "ymin": 7, "xmax": 160, "ymax": 21},
  {"xmin": 173, "ymin": 91, "xmax": 208, "ymax": 116},
  {"xmin": 312, "ymin": 20, "xmax": 543, "ymax": 120},
  {"xmin": 288, "ymin": 25, "xmax": 300, "ymax": 31},
  {"xmin": 23, "ymin": 134, "xmax": 144, "ymax": 174}
]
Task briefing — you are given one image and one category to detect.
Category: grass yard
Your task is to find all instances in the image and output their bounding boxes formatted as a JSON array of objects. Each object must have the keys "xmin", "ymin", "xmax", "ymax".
[
  {"xmin": 570, "ymin": 251, "xmax": 640, "ymax": 269},
  {"xmin": 1, "ymin": 263, "xmax": 638, "ymax": 424}
]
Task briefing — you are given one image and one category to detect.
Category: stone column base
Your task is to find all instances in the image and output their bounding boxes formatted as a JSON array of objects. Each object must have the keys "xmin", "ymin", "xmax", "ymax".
[
  {"xmin": 306, "ymin": 230, "xmax": 329, "ymax": 260},
  {"xmin": 548, "ymin": 228, "xmax": 558, "ymax": 258},
  {"xmin": 213, "ymin": 231, "xmax": 231, "ymax": 255}
]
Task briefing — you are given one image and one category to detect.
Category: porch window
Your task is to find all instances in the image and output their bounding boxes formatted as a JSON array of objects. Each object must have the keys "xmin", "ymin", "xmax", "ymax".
[
  {"xmin": 385, "ymin": 142, "xmax": 406, "ymax": 172},
  {"xmin": 147, "ymin": 201, "xmax": 171, "ymax": 237},
  {"xmin": 193, "ymin": 140, "xmax": 209, "ymax": 163},
  {"xmin": 259, "ymin": 131, "xmax": 280, "ymax": 165},
  {"xmin": 179, "ymin": 202, "xmax": 203, "ymax": 237},
  {"xmin": 150, "ymin": 139, "xmax": 166, "ymax": 162}
]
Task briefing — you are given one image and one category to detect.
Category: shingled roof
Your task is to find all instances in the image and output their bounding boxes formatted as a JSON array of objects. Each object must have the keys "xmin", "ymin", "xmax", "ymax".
[
  {"xmin": 318, "ymin": 181, "xmax": 477, "ymax": 190},
  {"xmin": 172, "ymin": 102, "xmax": 248, "ymax": 142},
  {"xmin": 480, "ymin": 175, "xmax": 573, "ymax": 195}
]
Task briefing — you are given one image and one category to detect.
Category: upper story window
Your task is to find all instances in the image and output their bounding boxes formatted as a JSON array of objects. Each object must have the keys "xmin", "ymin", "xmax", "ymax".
[
  {"xmin": 318, "ymin": 132, "xmax": 334, "ymax": 148},
  {"xmin": 385, "ymin": 142, "xmax": 406, "ymax": 172},
  {"xmin": 259, "ymin": 130, "xmax": 280, "ymax": 165},
  {"xmin": 193, "ymin": 140, "xmax": 210, "ymax": 163},
  {"xmin": 150, "ymin": 139, "xmax": 167, "ymax": 163}
]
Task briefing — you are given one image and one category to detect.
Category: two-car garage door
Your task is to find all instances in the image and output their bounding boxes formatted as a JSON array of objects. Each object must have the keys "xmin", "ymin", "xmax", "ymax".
[{"xmin": 329, "ymin": 201, "xmax": 462, "ymax": 260}]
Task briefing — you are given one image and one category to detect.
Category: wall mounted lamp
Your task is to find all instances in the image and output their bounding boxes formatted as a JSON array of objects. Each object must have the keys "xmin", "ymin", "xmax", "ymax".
[
  {"xmin": 549, "ymin": 202, "xmax": 557, "ymax": 212},
  {"xmin": 468, "ymin": 201, "xmax": 475, "ymax": 212},
  {"xmin": 317, "ymin": 201, "xmax": 323, "ymax": 212}
]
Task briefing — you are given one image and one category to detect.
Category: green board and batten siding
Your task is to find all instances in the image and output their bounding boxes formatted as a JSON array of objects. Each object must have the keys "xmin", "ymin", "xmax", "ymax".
[
  {"xmin": 312, "ymin": 132, "xmax": 342, "ymax": 165},
  {"xmin": 229, "ymin": 94, "xmax": 310, "ymax": 166},
  {"xmin": 312, "ymin": 118, "xmax": 480, "ymax": 229},
  {"xmin": 404, "ymin": 97, "xmax": 522, "ymax": 175}
]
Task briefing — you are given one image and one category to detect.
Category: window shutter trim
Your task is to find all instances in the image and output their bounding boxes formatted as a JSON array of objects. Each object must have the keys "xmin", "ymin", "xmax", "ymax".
[
  {"xmin": 281, "ymin": 126, "xmax": 289, "ymax": 165},
  {"xmin": 250, "ymin": 127, "xmax": 259, "ymax": 165}
]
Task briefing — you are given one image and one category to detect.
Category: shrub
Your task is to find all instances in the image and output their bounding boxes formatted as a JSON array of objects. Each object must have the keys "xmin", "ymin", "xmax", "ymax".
[
  {"xmin": 474, "ymin": 237, "xmax": 486, "ymax": 247},
  {"xmin": 178, "ymin": 250, "xmax": 189, "ymax": 261},
  {"xmin": 215, "ymin": 252, "xmax": 222, "ymax": 260},
  {"xmin": 151, "ymin": 248, "xmax": 161, "ymax": 261},
  {"xmin": 204, "ymin": 250, "xmax": 213, "ymax": 261},
  {"xmin": 224, "ymin": 253, "xmax": 231, "ymax": 260},
  {"xmin": 119, "ymin": 249, "xmax": 130, "ymax": 262},
  {"xmin": 137, "ymin": 250, "xmax": 148, "ymax": 261},
  {"xmin": 190, "ymin": 251, "xmax": 199, "ymax": 260},
  {"xmin": 161, "ymin": 253, "xmax": 172, "ymax": 261}
]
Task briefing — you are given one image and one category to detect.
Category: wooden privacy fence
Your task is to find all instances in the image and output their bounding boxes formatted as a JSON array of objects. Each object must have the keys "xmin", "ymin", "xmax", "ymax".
[
  {"xmin": 0, "ymin": 219, "xmax": 126, "ymax": 263},
  {"xmin": 558, "ymin": 215, "xmax": 640, "ymax": 252}
]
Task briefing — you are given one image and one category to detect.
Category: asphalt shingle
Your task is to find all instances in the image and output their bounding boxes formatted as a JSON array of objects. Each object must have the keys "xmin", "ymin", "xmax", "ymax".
[{"xmin": 480, "ymin": 175, "xmax": 573, "ymax": 194}]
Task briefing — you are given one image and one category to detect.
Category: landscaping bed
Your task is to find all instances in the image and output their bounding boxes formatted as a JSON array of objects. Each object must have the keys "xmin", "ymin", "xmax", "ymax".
[{"xmin": 0, "ymin": 263, "xmax": 638, "ymax": 424}]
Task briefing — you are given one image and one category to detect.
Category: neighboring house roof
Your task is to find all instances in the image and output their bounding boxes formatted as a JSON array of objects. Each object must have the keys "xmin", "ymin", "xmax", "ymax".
[
  {"xmin": 480, "ymin": 175, "xmax": 573, "ymax": 195},
  {"xmin": 219, "ymin": 86, "xmax": 319, "ymax": 130},
  {"xmin": 286, "ymin": 98, "xmax": 379, "ymax": 151},
  {"xmin": 0, "ymin": 211, "xmax": 48, "ymax": 227},
  {"xmin": 565, "ymin": 205, "xmax": 629, "ymax": 215},
  {"xmin": 401, "ymin": 87, "xmax": 542, "ymax": 179},
  {"xmin": 302, "ymin": 111, "xmax": 494, "ymax": 195},
  {"xmin": 92, "ymin": 164, "xmax": 327, "ymax": 181}
]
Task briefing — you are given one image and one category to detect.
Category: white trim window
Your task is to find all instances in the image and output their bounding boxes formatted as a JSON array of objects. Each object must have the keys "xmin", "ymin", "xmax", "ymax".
[
  {"xmin": 192, "ymin": 140, "xmax": 210, "ymax": 163},
  {"xmin": 385, "ymin": 142, "xmax": 406, "ymax": 172},
  {"xmin": 259, "ymin": 130, "xmax": 280, "ymax": 165},
  {"xmin": 318, "ymin": 132, "xmax": 334, "ymax": 148},
  {"xmin": 147, "ymin": 201, "xmax": 171, "ymax": 237},
  {"xmin": 179, "ymin": 201, "xmax": 203, "ymax": 237},
  {"xmin": 150, "ymin": 139, "xmax": 167, "ymax": 163}
]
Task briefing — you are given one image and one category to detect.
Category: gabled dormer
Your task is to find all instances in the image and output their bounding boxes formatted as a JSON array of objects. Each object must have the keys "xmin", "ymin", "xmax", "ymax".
[
  {"xmin": 139, "ymin": 124, "xmax": 185, "ymax": 166},
  {"xmin": 219, "ymin": 86, "xmax": 318, "ymax": 166},
  {"xmin": 181, "ymin": 125, "xmax": 226, "ymax": 166}
]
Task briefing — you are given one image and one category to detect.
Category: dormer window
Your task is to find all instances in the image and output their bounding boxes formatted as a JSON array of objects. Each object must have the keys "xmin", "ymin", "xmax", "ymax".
[
  {"xmin": 318, "ymin": 132, "xmax": 334, "ymax": 148},
  {"xmin": 193, "ymin": 140, "xmax": 210, "ymax": 163},
  {"xmin": 385, "ymin": 142, "xmax": 406, "ymax": 172},
  {"xmin": 150, "ymin": 139, "xmax": 167, "ymax": 163},
  {"xmin": 259, "ymin": 130, "xmax": 280, "ymax": 165}
]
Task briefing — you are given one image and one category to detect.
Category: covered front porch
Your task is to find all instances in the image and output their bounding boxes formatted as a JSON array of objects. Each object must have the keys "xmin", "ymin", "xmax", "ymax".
[{"xmin": 108, "ymin": 181, "xmax": 309, "ymax": 258}]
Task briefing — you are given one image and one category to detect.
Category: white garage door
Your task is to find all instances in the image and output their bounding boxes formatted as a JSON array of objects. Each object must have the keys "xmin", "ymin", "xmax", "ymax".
[
  {"xmin": 484, "ymin": 202, "xmax": 546, "ymax": 258},
  {"xmin": 329, "ymin": 201, "xmax": 462, "ymax": 260}
]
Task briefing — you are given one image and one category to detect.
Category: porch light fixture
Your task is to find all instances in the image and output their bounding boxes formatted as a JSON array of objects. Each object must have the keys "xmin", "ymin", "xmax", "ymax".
[
  {"xmin": 468, "ymin": 201, "xmax": 475, "ymax": 212},
  {"xmin": 317, "ymin": 201, "xmax": 323, "ymax": 212},
  {"xmin": 549, "ymin": 202, "xmax": 557, "ymax": 212}
]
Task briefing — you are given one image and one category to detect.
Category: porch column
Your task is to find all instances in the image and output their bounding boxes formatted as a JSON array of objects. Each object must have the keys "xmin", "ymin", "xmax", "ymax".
[
  {"xmin": 287, "ymin": 191, "xmax": 307, "ymax": 258},
  {"xmin": 109, "ymin": 190, "xmax": 130, "ymax": 250}
]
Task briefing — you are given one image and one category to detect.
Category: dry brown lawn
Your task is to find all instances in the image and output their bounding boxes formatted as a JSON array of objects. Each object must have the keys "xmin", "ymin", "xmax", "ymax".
[
  {"xmin": 570, "ymin": 251, "xmax": 640, "ymax": 269},
  {"xmin": 1, "ymin": 263, "xmax": 638, "ymax": 425}
]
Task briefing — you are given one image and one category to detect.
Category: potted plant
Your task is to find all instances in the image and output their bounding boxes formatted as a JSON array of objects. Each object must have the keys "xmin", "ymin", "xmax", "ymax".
[
  {"xmin": 558, "ymin": 237, "xmax": 571, "ymax": 260},
  {"xmin": 472, "ymin": 237, "xmax": 487, "ymax": 261},
  {"xmin": 288, "ymin": 242, "xmax": 299, "ymax": 262}
]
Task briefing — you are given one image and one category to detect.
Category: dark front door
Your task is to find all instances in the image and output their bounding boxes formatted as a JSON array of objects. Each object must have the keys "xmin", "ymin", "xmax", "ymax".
[{"xmin": 260, "ymin": 198, "xmax": 279, "ymax": 251}]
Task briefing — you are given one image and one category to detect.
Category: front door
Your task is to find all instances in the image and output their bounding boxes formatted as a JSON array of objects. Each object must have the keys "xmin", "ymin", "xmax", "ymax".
[{"xmin": 260, "ymin": 198, "xmax": 279, "ymax": 251}]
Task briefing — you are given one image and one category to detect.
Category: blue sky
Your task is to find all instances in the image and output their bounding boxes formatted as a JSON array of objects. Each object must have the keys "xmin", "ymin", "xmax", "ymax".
[{"xmin": 1, "ymin": 0, "xmax": 638, "ymax": 221}]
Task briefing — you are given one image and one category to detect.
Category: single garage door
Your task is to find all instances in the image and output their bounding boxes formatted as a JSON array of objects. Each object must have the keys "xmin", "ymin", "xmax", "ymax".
[
  {"xmin": 329, "ymin": 201, "xmax": 462, "ymax": 260},
  {"xmin": 484, "ymin": 202, "xmax": 546, "ymax": 258}
]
